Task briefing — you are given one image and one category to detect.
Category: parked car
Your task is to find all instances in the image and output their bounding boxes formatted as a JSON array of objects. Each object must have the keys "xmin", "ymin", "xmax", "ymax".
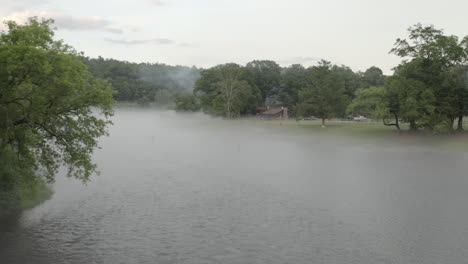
[
  {"xmin": 353, "ymin": 115, "xmax": 368, "ymax": 121},
  {"xmin": 303, "ymin": 116, "xmax": 318, "ymax": 120}
]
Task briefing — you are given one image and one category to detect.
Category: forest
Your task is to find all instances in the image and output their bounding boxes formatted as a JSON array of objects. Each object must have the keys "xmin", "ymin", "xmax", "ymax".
[{"xmin": 82, "ymin": 57, "xmax": 200, "ymax": 104}]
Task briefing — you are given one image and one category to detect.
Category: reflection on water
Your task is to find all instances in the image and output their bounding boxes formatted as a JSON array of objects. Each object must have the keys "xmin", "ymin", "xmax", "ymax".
[{"xmin": 1, "ymin": 109, "xmax": 468, "ymax": 264}]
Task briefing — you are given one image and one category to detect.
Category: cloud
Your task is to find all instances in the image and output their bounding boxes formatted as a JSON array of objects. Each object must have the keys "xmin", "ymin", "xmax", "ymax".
[
  {"xmin": 104, "ymin": 37, "xmax": 176, "ymax": 45},
  {"xmin": 104, "ymin": 38, "xmax": 198, "ymax": 47},
  {"xmin": 178, "ymin": 42, "xmax": 198, "ymax": 47},
  {"xmin": 2, "ymin": 0, "xmax": 50, "ymax": 12},
  {"xmin": 1, "ymin": 11, "xmax": 123, "ymax": 34},
  {"xmin": 128, "ymin": 24, "xmax": 143, "ymax": 32},
  {"xmin": 54, "ymin": 15, "xmax": 123, "ymax": 34},
  {"xmin": 277, "ymin": 56, "xmax": 322, "ymax": 66},
  {"xmin": 146, "ymin": 0, "xmax": 167, "ymax": 6}
]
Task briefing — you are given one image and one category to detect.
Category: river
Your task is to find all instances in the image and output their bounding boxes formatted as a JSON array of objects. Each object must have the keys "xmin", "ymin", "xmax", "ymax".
[{"xmin": 1, "ymin": 108, "xmax": 468, "ymax": 264}]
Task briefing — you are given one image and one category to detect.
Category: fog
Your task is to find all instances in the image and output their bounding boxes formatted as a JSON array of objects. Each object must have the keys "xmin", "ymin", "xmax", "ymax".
[
  {"xmin": 1, "ymin": 108, "xmax": 468, "ymax": 263},
  {"xmin": 138, "ymin": 64, "xmax": 201, "ymax": 92}
]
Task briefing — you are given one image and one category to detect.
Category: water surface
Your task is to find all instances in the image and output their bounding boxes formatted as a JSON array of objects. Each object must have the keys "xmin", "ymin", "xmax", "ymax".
[{"xmin": 1, "ymin": 109, "xmax": 468, "ymax": 264}]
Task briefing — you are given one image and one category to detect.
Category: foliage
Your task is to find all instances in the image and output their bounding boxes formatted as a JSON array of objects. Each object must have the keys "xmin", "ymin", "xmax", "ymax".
[
  {"xmin": 276, "ymin": 64, "xmax": 308, "ymax": 116},
  {"xmin": 174, "ymin": 92, "xmax": 200, "ymax": 111},
  {"xmin": 332, "ymin": 65, "xmax": 363, "ymax": 99},
  {"xmin": 297, "ymin": 60, "xmax": 347, "ymax": 125},
  {"xmin": 194, "ymin": 63, "xmax": 261, "ymax": 117},
  {"xmin": 347, "ymin": 86, "xmax": 387, "ymax": 118},
  {"xmin": 362, "ymin": 66, "xmax": 385, "ymax": 88},
  {"xmin": 347, "ymin": 24, "xmax": 468, "ymax": 132},
  {"xmin": 0, "ymin": 17, "xmax": 114, "ymax": 186},
  {"xmin": 246, "ymin": 60, "xmax": 282, "ymax": 103},
  {"xmin": 0, "ymin": 147, "xmax": 53, "ymax": 217},
  {"xmin": 391, "ymin": 24, "xmax": 467, "ymax": 67},
  {"xmin": 389, "ymin": 24, "xmax": 468, "ymax": 131},
  {"xmin": 83, "ymin": 57, "xmax": 201, "ymax": 104}
]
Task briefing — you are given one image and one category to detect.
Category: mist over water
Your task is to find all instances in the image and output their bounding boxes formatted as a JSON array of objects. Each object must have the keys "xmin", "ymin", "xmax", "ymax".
[{"xmin": 1, "ymin": 108, "xmax": 468, "ymax": 264}]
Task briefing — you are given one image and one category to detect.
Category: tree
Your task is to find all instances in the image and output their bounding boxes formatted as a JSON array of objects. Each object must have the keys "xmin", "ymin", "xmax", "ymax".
[
  {"xmin": 82, "ymin": 57, "xmax": 201, "ymax": 104},
  {"xmin": 173, "ymin": 92, "xmax": 200, "ymax": 111},
  {"xmin": 450, "ymin": 66, "xmax": 468, "ymax": 130},
  {"xmin": 387, "ymin": 60, "xmax": 440, "ymax": 131},
  {"xmin": 0, "ymin": 18, "xmax": 114, "ymax": 183},
  {"xmin": 362, "ymin": 66, "xmax": 385, "ymax": 87},
  {"xmin": 297, "ymin": 60, "xmax": 347, "ymax": 127},
  {"xmin": 246, "ymin": 60, "xmax": 282, "ymax": 104},
  {"xmin": 390, "ymin": 23, "xmax": 468, "ymax": 131},
  {"xmin": 194, "ymin": 63, "xmax": 261, "ymax": 117},
  {"xmin": 276, "ymin": 64, "xmax": 308, "ymax": 117},
  {"xmin": 332, "ymin": 65, "xmax": 363, "ymax": 99}
]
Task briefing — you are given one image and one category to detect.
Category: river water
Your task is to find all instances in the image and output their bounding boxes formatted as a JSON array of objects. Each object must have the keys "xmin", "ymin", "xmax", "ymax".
[{"xmin": 1, "ymin": 108, "xmax": 468, "ymax": 264}]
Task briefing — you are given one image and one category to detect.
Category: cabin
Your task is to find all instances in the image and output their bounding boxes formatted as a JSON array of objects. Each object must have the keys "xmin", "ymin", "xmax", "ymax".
[{"xmin": 256, "ymin": 106, "xmax": 288, "ymax": 120}]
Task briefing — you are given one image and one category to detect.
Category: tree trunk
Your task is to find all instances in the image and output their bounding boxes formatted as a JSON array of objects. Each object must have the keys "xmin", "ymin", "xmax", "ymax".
[
  {"xmin": 457, "ymin": 115, "xmax": 464, "ymax": 131},
  {"xmin": 226, "ymin": 100, "xmax": 231, "ymax": 119},
  {"xmin": 321, "ymin": 118, "xmax": 326, "ymax": 128},
  {"xmin": 382, "ymin": 114, "xmax": 400, "ymax": 130},
  {"xmin": 448, "ymin": 116, "xmax": 455, "ymax": 131},
  {"xmin": 395, "ymin": 114, "xmax": 400, "ymax": 130},
  {"xmin": 409, "ymin": 120, "xmax": 418, "ymax": 131}
]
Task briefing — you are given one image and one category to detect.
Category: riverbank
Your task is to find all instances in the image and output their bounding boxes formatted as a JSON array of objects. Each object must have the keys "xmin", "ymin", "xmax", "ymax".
[
  {"xmin": 0, "ymin": 179, "xmax": 53, "ymax": 219},
  {"xmin": 231, "ymin": 119, "xmax": 468, "ymax": 151},
  {"xmin": 0, "ymin": 148, "xmax": 54, "ymax": 218}
]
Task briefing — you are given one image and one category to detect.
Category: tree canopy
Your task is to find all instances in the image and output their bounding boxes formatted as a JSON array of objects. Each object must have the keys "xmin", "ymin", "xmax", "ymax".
[
  {"xmin": 0, "ymin": 17, "xmax": 114, "ymax": 184},
  {"xmin": 347, "ymin": 24, "xmax": 468, "ymax": 132},
  {"xmin": 194, "ymin": 63, "xmax": 261, "ymax": 117},
  {"xmin": 83, "ymin": 57, "xmax": 200, "ymax": 104},
  {"xmin": 246, "ymin": 60, "xmax": 282, "ymax": 103},
  {"xmin": 297, "ymin": 60, "xmax": 347, "ymax": 126}
]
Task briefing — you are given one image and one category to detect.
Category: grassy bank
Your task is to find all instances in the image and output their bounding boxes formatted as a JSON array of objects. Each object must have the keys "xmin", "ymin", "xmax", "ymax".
[{"xmin": 235, "ymin": 119, "xmax": 468, "ymax": 151}]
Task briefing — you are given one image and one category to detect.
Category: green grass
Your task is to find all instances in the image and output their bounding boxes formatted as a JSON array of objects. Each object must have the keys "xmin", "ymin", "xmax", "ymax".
[{"xmin": 236, "ymin": 119, "xmax": 468, "ymax": 151}]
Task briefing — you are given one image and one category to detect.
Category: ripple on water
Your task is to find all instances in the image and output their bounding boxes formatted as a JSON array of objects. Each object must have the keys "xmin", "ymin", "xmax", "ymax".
[{"xmin": 2, "ymin": 110, "xmax": 468, "ymax": 264}]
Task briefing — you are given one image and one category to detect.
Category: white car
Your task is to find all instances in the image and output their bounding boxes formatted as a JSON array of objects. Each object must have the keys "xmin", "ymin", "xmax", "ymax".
[{"xmin": 353, "ymin": 115, "xmax": 368, "ymax": 121}]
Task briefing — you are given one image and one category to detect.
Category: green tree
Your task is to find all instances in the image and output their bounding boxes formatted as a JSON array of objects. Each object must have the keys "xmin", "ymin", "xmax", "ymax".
[
  {"xmin": 246, "ymin": 60, "xmax": 282, "ymax": 103},
  {"xmin": 390, "ymin": 23, "xmax": 468, "ymax": 131},
  {"xmin": 348, "ymin": 86, "xmax": 401, "ymax": 130},
  {"xmin": 347, "ymin": 86, "xmax": 384, "ymax": 116},
  {"xmin": 332, "ymin": 65, "xmax": 363, "ymax": 99},
  {"xmin": 173, "ymin": 92, "xmax": 200, "ymax": 111},
  {"xmin": 449, "ymin": 66, "xmax": 468, "ymax": 130},
  {"xmin": 388, "ymin": 60, "xmax": 441, "ymax": 131},
  {"xmin": 297, "ymin": 60, "xmax": 347, "ymax": 127},
  {"xmin": 82, "ymin": 57, "xmax": 201, "ymax": 104},
  {"xmin": 194, "ymin": 63, "xmax": 261, "ymax": 117},
  {"xmin": 362, "ymin": 66, "xmax": 385, "ymax": 87},
  {"xmin": 276, "ymin": 64, "xmax": 308, "ymax": 117},
  {"xmin": 0, "ymin": 18, "xmax": 114, "ymax": 184}
]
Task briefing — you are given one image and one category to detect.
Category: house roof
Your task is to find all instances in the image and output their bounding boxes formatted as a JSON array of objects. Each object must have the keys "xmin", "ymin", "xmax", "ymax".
[{"xmin": 261, "ymin": 108, "xmax": 284, "ymax": 115}]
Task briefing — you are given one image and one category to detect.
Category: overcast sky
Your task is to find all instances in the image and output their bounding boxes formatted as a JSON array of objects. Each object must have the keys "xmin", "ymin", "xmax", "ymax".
[{"xmin": 1, "ymin": 0, "xmax": 467, "ymax": 74}]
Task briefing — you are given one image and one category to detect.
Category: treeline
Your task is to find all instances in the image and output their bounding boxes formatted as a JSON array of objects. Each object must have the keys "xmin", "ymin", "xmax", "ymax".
[
  {"xmin": 176, "ymin": 24, "xmax": 468, "ymax": 132},
  {"xmin": 82, "ymin": 57, "xmax": 200, "ymax": 104},
  {"xmin": 349, "ymin": 25, "xmax": 468, "ymax": 131},
  {"xmin": 175, "ymin": 61, "xmax": 384, "ymax": 119}
]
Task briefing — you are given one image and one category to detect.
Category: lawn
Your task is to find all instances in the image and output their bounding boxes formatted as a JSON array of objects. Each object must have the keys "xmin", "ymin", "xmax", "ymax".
[{"xmin": 237, "ymin": 119, "xmax": 468, "ymax": 151}]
